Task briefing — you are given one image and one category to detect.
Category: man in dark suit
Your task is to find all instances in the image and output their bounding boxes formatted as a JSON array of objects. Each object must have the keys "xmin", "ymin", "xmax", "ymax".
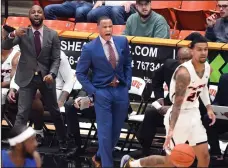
[
  {"xmin": 2, "ymin": 5, "xmax": 67, "ymax": 151},
  {"xmin": 76, "ymin": 16, "xmax": 132, "ymax": 167},
  {"xmin": 203, "ymin": 73, "xmax": 228, "ymax": 160},
  {"xmin": 136, "ymin": 47, "xmax": 192, "ymax": 155}
]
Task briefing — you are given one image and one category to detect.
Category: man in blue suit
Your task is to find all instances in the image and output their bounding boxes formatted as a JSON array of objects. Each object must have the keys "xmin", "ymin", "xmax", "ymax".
[{"xmin": 76, "ymin": 16, "xmax": 132, "ymax": 167}]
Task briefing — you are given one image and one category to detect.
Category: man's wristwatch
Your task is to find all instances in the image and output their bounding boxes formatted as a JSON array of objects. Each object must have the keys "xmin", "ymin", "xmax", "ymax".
[{"xmin": 50, "ymin": 73, "xmax": 56, "ymax": 79}]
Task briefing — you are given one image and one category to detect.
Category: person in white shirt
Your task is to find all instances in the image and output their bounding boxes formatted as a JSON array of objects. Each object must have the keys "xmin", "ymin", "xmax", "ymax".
[
  {"xmin": 1, "ymin": 25, "xmax": 20, "ymax": 105},
  {"xmin": 87, "ymin": 1, "xmax": 136, "ymax": 24},
  {"xmin": 8, "ymin": 50, "xmax": 74, "ymax": 145},
  {"xmin": 9, "ymin": 50, "xmax": 74, "ymax": 108}
]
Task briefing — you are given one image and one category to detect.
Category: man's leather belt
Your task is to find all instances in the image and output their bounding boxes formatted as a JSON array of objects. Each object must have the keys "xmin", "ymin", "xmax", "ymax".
[
  {"xmin": 108, "ymin": 81, "xmax": 119, "ymax": 87},
  {"xmin": 34, "ymin": 71, "xmax": 41, "ymax": 75}
]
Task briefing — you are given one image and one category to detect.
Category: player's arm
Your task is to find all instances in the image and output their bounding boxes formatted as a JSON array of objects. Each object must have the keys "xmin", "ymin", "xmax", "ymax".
[
  {"xmin": 200, "ymin": 66, "xmax": 216, "ymax": 126},
  {"xmin": 169, "ymin": 67, "xmax": 190, "ymax": 132},
  {"xmin": 33, "ymin": 151, "xmax": 42, "ymax": 168},
  {"xmin": 10, "ymin": 52, "xmax": 20, "ymax": 79}
]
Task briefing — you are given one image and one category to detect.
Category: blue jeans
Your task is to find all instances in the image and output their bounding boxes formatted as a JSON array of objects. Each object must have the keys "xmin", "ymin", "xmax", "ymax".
[
  {"xmin": 87, "ymin": 6, "xmax": 132, "ymax": 25},
  {"xmin": 44, "ymin": 1, "xmax": 93, "ymax": 22}
]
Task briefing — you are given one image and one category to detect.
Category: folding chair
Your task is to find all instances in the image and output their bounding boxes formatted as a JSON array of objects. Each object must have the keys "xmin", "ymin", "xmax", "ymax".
[
  {"xmin": 151, "ymin": 1, "xmax": 182, "ymax": 29},
  {"xmin": 74, "ymin": 23, "xmax": 98, "ymax": 33},
  {"xmin": 38, "ymin": 0, "xmax": 64, "ymax": 8},
  {"xmin": 211, "ymin": 105, "xmax": 228, "ymax": 158},
  {"xmin": 71, "ymin": 69, "xmax": 97, "ymax": 151},
  {"xmin": 5, "ymin": 16, "xmax": 30, "ymax": 28},
  {"xmin": 43, "ymin": 20, "xmax": 75, "ymax": 31},
  {"xmin": 112, "ymin": 25, "xmax": 126, "ymax": 35},
  {"xmin": 178, "ymin": 30, "xmax": 205, "ymax": 40},
  {"xmin": 120, "ymin": 77, "xmax": 148, "ymax": 151},
  {"xmin": 174, "ymin": 1, "xmax": 217, "ymax": 30}
]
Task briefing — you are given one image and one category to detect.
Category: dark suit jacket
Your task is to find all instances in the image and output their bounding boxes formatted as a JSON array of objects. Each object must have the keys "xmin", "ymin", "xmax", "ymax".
[
  {"xmin": 76, "ymin": 36, "xmax": 132, "ymax": 95},
  {"xmin": 2, "ymin": 26, "xmax": 60, "ymax": 87},
  {"xmin": 152, "ymin": 59, "xmax": 179, "ymax": 105},
  {"xmin": 213, "ymin": 74, "xmax": 228, "ymax": 106}
]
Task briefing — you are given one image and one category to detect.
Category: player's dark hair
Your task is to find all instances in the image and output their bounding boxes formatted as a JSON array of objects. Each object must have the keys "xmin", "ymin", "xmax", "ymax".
[
  {"xmin": 97, "ymin": 16, "xmax": 112, "ymax": 25},
  {"xmin": 189, "ymin": 35, "xmax": 209, "ymax": 49}
]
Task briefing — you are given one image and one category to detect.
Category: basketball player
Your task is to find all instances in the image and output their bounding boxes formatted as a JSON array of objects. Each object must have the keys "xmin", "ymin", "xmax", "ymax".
[
  {"xmin": 1, "ymin": 25, "xmax": 20, "ymax": 105},
  {"xmin": 121, "ymin": 36, "xmax": 216, "ymax": 167},
  {"xmin": 1, "ymin": 126, "xmax": 41, "ymax": 167}
]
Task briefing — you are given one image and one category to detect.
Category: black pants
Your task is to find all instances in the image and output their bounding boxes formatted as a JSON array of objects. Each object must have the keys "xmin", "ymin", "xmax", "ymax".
[
  {"xmin": 64, "ymin": 99, "xmax": 96, "ymax": 146},
  {"xmin": 203, "ymin": 115, "xmax": 228, "ymax": 155},
  {"xmin": 15, "ymin": 74, "xmax": 66, "ymax": 141},
  {"xmin": 136, "ymin": 106, "xmax": 164, "ymax": 154}
]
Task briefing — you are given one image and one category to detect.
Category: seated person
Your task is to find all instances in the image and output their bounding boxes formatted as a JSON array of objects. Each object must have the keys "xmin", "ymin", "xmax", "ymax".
[
  {"xmin": 7, "ymin": 50, "xmax": 74, "ymax": 146},
  {"xmin": 123, "ymin": 0, "xmax": 170, "ymax": 38},
  {"xmin": 2, "ymin": 126, "xmax": 41, "ymax": 168},
  {"xmin": 205, "ymin": 0, "xmax": 228, "ymax": 43},
  {"xmin": 1, "ymin": 25, "xmax": 20, "ymax": 106},
  {"xmin": 136, "ymin": 47, "xmax": 192, "ymax": 155},
  {"xmin": 64, "ymin": 86, "xmax": 95, "ymax": 155},
  {"xmin": 44, "ymin": 0, "xmax": 94, "ymax": 22},
  {"xmin": 203, "ymin": 73, "xmax": 228, "ymax": 160},
  {"xmin": 87, "ymin": 1, "xmax": 136, "ymax": 25}
]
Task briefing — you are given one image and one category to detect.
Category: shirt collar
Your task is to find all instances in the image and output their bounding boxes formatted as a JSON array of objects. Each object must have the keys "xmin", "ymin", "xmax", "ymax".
[
  {"xmin": 99, "ymin": 35, "xmax": 114, "ymax": 46},
  {"xmin": 31, "ymin": 26, "xmax": 43, "ymax": 35}
]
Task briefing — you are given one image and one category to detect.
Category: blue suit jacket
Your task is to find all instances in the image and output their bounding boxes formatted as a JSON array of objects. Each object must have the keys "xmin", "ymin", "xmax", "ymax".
[{"xmin": 76, "ymin": 36, "xmax": 132, "ymax": 95}]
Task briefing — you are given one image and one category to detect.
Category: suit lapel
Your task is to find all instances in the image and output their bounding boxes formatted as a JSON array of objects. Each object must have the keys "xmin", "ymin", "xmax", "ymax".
[
  {"xmin": 28, "ymin": 28, "xmax": 36, "ymax": 56},
  {"xmin": 42, "ymin": 26, "xmax": 49, "ymax": 49},
  {"xmin": 113, "ymin": 36, "xmax": 122, "ymax": 69},
  {"xmin": 96, "ymin": 37, "xmax": 113, "ymax": 70}
]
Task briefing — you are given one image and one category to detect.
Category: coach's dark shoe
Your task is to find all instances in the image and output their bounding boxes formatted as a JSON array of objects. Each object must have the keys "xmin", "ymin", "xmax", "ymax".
[
  {"xmin": 36, "ymin": 134, "xmax": 44, "ymax": 147},
  {"xmin": 59, "ymin": 141, "xmax": 68, "ymax": 152},
  {"xmin": 92, "ymin": 155, "xmax": 102, "ymax": 168}
]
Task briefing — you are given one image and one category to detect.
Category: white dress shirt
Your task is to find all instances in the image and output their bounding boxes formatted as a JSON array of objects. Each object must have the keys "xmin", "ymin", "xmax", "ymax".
[
  {"xmin": 99, "ymin": 36, "xmax": 119, "ymax": 65},
  {"xmin": 56, "ymin": 51, "xmax": 74, "ymax": 99}
]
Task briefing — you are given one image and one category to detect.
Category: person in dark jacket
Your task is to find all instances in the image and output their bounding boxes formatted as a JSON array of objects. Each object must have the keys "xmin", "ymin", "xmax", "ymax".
[
  {"xmin": 203, "ymin": 73, "xmax": 228, "ymax": 160},
  {"xmin": 205, "ymin": 0, "xmax": 228, "ymax": 43}
]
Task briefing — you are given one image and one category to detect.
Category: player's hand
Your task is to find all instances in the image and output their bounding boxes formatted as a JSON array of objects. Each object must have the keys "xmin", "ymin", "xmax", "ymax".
[
  {"xmin": 208, "ymin": 110, "xmax": 216, "ymax": 126},
  {"xmin": 74, "ymin": 97, "xmax": 82, "ymax": 109},
  {"xmin": 15, "ymin": 27, "xmax": 27, "ymax": 37},
  {"xmin": 121, "ymin": 2, "xmax": 132, "ymax": 13},
  {"xmin": 157, "ymin": 98, "xmax": 164, "ymax": 106},
  {"xmin": 93, "ymin": 1, "xmax": 103, "ymax": 9},
  {"xmin": 159, "ymin": 106, "xmax": 170, "ymax": 116},
  {"xmin": 43, "ymin": 74, "xmax": 53, "ymax": 84},
  {"xmin": 7, "ymin": 89, "xmax": 17, "ymax": 103},
  {"xmin": 206, "ymin": 14, "xmax": 217, "ymax": 27},
  {"xmin": 163, "ymin": 129, "xmax": 173, "ymax": 150}
]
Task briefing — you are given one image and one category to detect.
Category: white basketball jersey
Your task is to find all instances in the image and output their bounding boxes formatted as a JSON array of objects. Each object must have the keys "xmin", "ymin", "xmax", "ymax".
[
  {"xmin": 1, "ymin": 47, "xmax": 19, "ymax": 83},
  {"xmin": 169, "ymin": 60, "xmax": 210, "ymax": 109}
]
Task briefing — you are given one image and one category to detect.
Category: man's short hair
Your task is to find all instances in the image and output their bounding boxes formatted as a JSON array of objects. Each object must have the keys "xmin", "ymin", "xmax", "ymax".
[
  {"xmin": 189, "ymin": 35, "xmax": 209, "ymax": 49},
  {"xmin": 136, "ymin": 0, "xmax": 151, "ymax": 4},
  {"xmin": 97, "ymin": 16, "xmax": 112, "ymax": 25}
]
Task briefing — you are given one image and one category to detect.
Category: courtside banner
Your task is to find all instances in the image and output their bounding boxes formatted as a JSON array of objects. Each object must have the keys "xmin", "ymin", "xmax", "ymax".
[
  {"xmin": 60, "ymin": 37, "xmax": 88, "ymax": 70},
  {"xmin": 60, "ymin": 37, "xmax": 176, "ymax": 84},
  {"xmin": 130, "ymin": 43, "xmax": 176, "ymax": 84},
  {"xmin": 208, "ymin": 49, "xmax": 228, "ymax": 85}
]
